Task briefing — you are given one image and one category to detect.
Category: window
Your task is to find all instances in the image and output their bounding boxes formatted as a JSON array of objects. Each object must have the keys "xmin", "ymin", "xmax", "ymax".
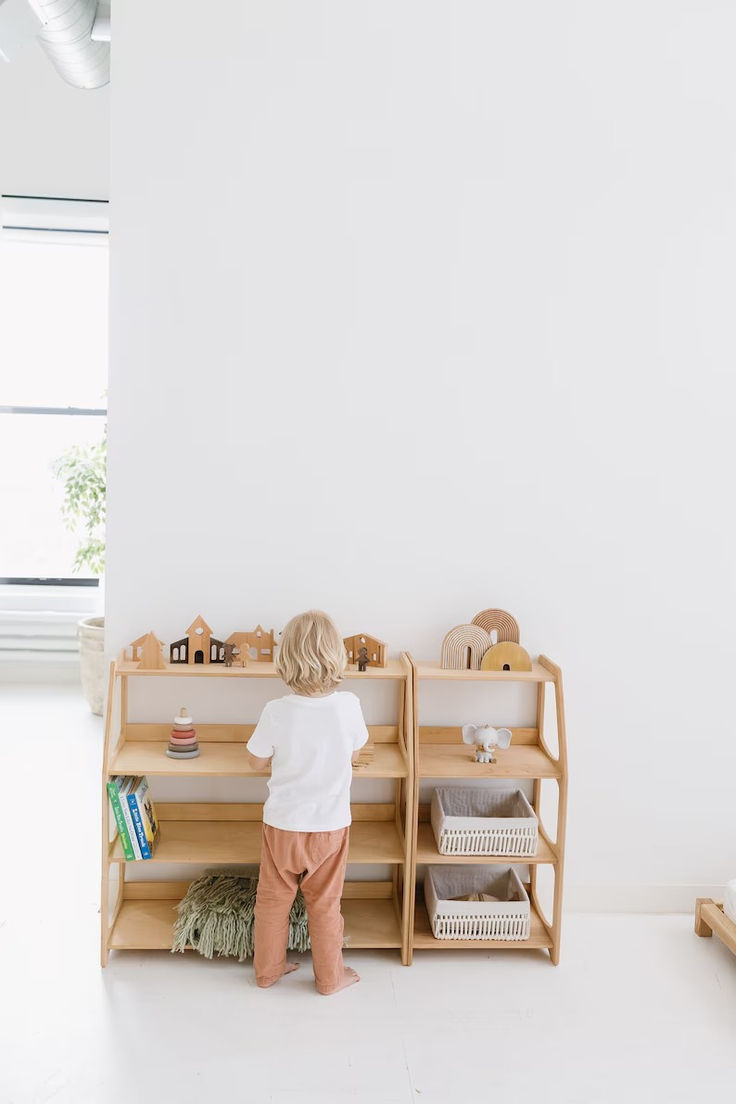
[{"xmin": 0, "ymin": 230, "xmax": 108, "ymax": 583}]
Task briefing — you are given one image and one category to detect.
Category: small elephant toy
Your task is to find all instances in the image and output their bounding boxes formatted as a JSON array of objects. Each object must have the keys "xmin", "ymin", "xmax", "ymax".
[{"xmin": 462, "ymin": 723, "xmax": 513, "ymax": 764}]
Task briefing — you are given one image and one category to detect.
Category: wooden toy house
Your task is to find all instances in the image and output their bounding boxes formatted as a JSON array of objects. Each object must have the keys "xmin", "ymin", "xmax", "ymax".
[
  {"xmin": 226, "ymin": 625, "xmax": 275, "ymax": 664},
  {"xmin": 344, "ymin": 633, "xmax": 388, "ymax": 668},
  {"xmin": 170, "ymin": 615, "xmax": 226, "ymax": 665}
]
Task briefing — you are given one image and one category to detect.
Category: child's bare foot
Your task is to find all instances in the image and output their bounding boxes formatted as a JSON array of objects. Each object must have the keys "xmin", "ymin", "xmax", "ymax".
[
  {"xmin": 256, "ymin": 962, "xmax": 301, "ymax": 988},
  {"xmin": 318, "ymin": 967, "xmax": 360, "ymax": 995}
]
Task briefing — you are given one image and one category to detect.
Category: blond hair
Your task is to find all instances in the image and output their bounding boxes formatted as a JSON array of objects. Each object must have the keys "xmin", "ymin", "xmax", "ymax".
[{"xmin": 276, "ymin": 610, "xmax": 346, "ymax": 696}]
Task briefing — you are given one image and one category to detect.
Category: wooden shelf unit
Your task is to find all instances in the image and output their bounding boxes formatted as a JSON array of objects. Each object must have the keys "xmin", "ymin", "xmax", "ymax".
[
  {"xmin": 406, "ymin": 654, "xmax": 568, "ymax": 964},
  {"xmin": 100, "ymin": 649, "xmax": 567, "ymax": 969},
  {"xmin": 101, "ymin": 653, "xmax": 414, "ymax": 966}
]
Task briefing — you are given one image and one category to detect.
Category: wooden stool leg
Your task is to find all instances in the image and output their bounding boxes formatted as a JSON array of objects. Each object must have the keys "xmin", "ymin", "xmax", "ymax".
[{"xmin": 695, "ymin": 898, "xmax": 713, "ymax": 937}]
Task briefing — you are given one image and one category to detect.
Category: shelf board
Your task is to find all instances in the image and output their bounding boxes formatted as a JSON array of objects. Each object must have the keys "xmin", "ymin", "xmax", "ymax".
[
  {"xmin": 418, "ymin": 743, "xmax": 560, "ymax": 779},
  {"xmin": 413, "ymin": 660, "xmax": 554, "ymax": 683},
  {"xmin": 415, "ymin": 823, "xmax": 556, "ymax": 865},
  {"xmin": 111, "ymin": 819, "xmax": 404, "ymax": 864},
  {"xmin": 109, "ymin": 895, "xmax": 401, "ymax": 951},
  {"xmin": 116, "ymin": 658, "xmax": 407, "ymax": 680},
  {"xmin": 413, "ymin": 898, "xmax": 552, "ymax": 951},
  {"xmin": 110, "ymin": 741, "xmax": 407, "ymax": 778}
]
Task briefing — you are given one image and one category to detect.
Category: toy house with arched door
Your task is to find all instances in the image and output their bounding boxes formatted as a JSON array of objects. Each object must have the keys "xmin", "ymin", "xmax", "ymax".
[
  {"xmin": 226, "ymin": 625, "xmax": 275, "ymax": 664},
  {"xmin": 170, "ymin": 615, "xmax": 226, "ymax": 665}
]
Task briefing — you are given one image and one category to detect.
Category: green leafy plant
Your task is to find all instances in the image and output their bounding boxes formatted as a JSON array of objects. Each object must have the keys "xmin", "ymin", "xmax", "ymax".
[{"xmin": 54, "ymin": 432, "xmax": 106, "ymax": 576}]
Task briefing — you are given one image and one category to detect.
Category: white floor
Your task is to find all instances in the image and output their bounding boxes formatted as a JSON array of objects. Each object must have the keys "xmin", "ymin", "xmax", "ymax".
[{"xmin": 1, "ymin": 685, "xmax": 735, "ymax": 1104}]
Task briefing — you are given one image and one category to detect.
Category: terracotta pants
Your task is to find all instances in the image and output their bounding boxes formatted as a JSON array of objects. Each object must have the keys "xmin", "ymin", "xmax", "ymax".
[{"xmin": 254, "ymin": 824, "xmax": 349, "ymax": 993}]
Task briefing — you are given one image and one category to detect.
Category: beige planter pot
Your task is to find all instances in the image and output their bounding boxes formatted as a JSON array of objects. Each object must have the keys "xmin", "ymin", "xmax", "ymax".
[{"xmin": 78, "ymin": 616, "xmax": 105, "ymax": 716}]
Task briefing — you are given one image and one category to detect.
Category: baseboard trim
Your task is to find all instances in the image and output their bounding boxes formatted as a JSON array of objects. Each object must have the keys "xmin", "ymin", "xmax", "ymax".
[{"xmin": 565, "ymin": 884, "xmax": 725, "ymax": 914}]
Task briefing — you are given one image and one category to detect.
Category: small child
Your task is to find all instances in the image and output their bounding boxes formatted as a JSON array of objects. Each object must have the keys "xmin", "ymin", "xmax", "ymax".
[{"xmin": 246, "ymin": 609, "xmax": 369, "ymax": 995}]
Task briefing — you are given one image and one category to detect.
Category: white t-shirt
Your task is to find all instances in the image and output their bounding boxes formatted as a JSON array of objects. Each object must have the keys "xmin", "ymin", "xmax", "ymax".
[{"xmin": 246, "ymin": 691, "xmax": 370, "ymax": 832}]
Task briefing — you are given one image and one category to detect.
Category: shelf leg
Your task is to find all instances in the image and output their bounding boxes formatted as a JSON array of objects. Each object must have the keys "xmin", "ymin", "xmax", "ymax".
[
  {"xmin": 407, "ymin": 656, "xmax": 419, "ymax": 965},
  {"xmin": 400, "ymin": 771, "xmax": 415, "ymax": 965},
  {"xmin": 548, "ymin": 867, "xmax": 561, "ymax": 965},
  {"xmin": 694, "ymin": 899, "xmax": 714, "ymax": 938},
  {"xmin": 100, "ymin": 660, "xmax": 117, "ymax": 968},
  {"xmin": 550, "ymin": 668, "xmax": 568, "ymax": 966}
]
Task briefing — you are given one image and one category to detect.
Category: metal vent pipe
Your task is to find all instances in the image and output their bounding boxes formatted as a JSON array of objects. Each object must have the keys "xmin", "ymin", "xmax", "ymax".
[{"xmin": 34, "ymin": 0, "xmax": 109, "ymax": 89}]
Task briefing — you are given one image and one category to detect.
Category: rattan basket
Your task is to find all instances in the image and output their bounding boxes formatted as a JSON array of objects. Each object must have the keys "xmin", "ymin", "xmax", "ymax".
[
  {"xmin": 424, "ymin": 866, "xmax": 531, "ymax": 941},
  {"xmin": 430, "ymin": 786, "xmax": 538, "ymax": 856}
]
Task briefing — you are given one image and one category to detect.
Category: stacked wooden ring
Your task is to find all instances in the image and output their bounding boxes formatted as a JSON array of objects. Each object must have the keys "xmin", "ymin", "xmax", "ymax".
[{"xmin": 166, "ymin": 707, "xmax": 200, "ymax": 759}]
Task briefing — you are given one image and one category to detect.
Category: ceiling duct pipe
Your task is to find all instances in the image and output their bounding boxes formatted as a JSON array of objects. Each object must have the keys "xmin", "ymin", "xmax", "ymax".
[{"xmin": 33, "ymin": 0, "xmax": 109, "ymax": 88}]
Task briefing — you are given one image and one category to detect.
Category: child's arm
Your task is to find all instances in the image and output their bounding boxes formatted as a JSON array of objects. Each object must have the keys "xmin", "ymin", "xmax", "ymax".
[
  {"xmin": 246, "ymin": 702, "xmax": 276, "ymax": 772},
  {"xmin": 246, "ymin": 748, "xmax": 272, "ymax": 771},
  {"xmin": 349, "ymin": 694, "xmax": 370, "ymax": 764}
]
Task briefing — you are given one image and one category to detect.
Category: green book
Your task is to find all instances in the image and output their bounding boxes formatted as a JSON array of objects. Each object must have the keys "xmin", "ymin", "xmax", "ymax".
[{"xmin": 107, "ymin": 776, "xmax": 135, "ymax": 860}]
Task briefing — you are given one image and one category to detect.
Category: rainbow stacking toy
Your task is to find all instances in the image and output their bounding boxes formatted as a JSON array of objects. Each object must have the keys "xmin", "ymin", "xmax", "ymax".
[{"xmin": 166, "ymin": 706, "xmax": 200, "ymax": 759}]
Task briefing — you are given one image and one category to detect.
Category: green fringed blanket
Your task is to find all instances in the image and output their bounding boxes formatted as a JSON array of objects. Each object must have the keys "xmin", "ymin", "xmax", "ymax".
[{"xmin": 172, "ymin": 872, "xmax": 310, "ymax": 961}]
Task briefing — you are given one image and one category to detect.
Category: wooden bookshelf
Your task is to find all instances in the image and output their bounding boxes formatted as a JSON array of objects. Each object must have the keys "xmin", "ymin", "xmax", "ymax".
[
  {"xmin": 406, "ymin": 654, "xmax": 568, "ymax": 965},
  {"xmin": 100, "ymin": 648, "xmax": 567, "ymax": 971},
  {"xmin": 100, "ymin": 653, "xmax": 414, "ymax": 966}
]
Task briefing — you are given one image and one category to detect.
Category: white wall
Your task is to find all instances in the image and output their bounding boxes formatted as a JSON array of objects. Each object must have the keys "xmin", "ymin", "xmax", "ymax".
[
  {"xmin": 0, "ymin": 40, "xmax": 109, "ymax": 196},
  {"xmin": 107, "ymin": 1, "xmax": 736, "ymax": 903}
]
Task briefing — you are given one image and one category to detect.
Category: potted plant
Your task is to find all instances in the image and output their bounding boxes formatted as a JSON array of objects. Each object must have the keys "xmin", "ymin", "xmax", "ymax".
[{"xmin": 55, "ymin": 433, "xmax": 106, "ymax": 714}]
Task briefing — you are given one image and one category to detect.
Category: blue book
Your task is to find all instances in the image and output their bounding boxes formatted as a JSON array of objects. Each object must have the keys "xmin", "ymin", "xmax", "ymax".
[
  {"xmin": 107, "ymin": 777, "xmax": 135, "ymax": 860},
  {"xmin": 118, "ymin": 777, "xmax": 142, "ymax": 860},
  {"xmin": 127, "ymin": 777, "xmax": 153, "ymax": 859}
]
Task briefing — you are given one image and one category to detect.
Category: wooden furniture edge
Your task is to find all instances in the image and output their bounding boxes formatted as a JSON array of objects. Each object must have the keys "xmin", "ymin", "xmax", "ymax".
[
  {"xmin": 100, "ymin": 659, "xmax": 116, "ymax": 966},
  {"xmin": 121, "ymin": 878, "xmax": 395, "ymax": 901},
  {"xmin": 695, "ymin": 899, "xmax": 736, "ymax": 955},
  {"xmin": 399, "ymin": 651, "xmax": 415, "ymax": 964},
  {"xmin": 405, "ymin": 652, "xmax": 419, "ymax": 964}
]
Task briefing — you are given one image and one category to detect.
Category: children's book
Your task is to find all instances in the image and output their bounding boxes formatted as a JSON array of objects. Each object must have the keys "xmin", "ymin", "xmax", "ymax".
[
  {"xmin": 136, "ymin": 775, "xmax": 160, "ymax": 855},
  {"xmin": 139, "ymin": 777, "xmax": 160, "ymax": 846},
  {"xmin": 107, "ymin": 776, "xmax": 135, "ymax": 860},
  {"xmin": 127, "ymin": 776, "xmax": 159, "ymax": 859},
  {"xmin": 118, "ymin": 777, "xmax": 143, "ymax": 860}
]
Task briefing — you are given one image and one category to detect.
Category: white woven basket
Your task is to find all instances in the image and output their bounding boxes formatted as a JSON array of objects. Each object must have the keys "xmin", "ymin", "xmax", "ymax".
[
  {"xmin": 431, "ymin": 787, "xmax": 538, "ymax": 856},
  {"xmin": 425, "ymin": 866, "xmax": 531, "ymax": 941}
]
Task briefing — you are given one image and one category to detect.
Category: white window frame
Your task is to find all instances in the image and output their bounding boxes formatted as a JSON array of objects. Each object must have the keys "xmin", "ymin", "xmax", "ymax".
[{"xmin": 0, "ymin": 194, "xmax": 109, "ymax": 666}]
